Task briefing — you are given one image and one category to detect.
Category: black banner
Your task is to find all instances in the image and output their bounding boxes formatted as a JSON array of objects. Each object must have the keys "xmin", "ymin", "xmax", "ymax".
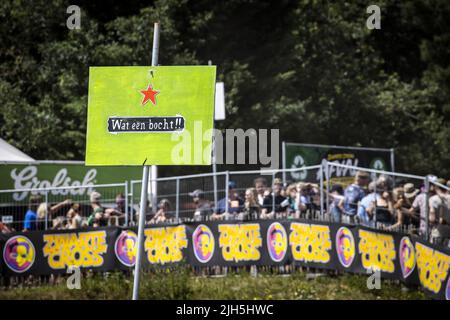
[{"xmin": 0, "ymin": 220, "xmax": 449, "ymax": 300}]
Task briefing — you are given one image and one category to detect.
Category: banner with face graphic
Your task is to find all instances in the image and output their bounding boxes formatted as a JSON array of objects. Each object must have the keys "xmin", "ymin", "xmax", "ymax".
[{"xmin": 0, "ymin": 220, "xmax": 449, "ymax": 300}]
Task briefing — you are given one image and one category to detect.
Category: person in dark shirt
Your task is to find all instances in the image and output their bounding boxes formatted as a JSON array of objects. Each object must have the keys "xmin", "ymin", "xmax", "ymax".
[{"xmin": 261, "ymin": 178, "xmax": 286, "ymax": 219}]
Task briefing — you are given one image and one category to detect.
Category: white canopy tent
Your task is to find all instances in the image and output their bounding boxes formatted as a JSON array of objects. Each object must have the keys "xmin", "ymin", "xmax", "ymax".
[{"xmin": 0, "ymin": 138, "xmax": 34, "ymax": 162}]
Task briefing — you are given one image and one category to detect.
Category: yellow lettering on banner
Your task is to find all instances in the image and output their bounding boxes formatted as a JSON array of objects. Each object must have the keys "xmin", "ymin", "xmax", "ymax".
[
  {"xmin": 289, "ymin": 223, "xmax": 331, "ymax": 263},
  {"xmin": 43, "ymin": 231, "xmax": 107, "ymax": 269},
  {"xmin": 218, "ymin": 224, "xmax": 262, "ymax": 262},
  {"xmin": 415, "ymin": 242, "xmax": 450, "ymax": 294},
  {"xmin": 144, "ymin": 226, "xmax": 188, "ymax": 264},
  {"xmin": 358, "ymin": 229, "xmax": 395, "ymax": 273}
]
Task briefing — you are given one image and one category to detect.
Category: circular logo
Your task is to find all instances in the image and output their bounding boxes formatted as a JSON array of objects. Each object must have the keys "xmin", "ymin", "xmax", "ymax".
[
  {"xmin": 267, "ymin": 222, "xmax": 288, "ymax": 262},
  {"xmin": 290, "ymin": 155, "xmax": 307, "ymax": 180},
  {"xmin": 115, "ymin": 230, "xmax": 138, "ymax": 267},
  {"xmin": 370, "ymin": 158, "xmax": 386, "ymax": 171},
  {"xmin": 399, "ymin": 237, "xmax": 416, "ymax": 279},
  {"xmin": 3, "ymin": 235, "xmax": 35, "ymax": 273},
  {"xmin": 192, "ymin": 225, "xmax": 215, "ymax": 263},
  {"xmin": 336, "ymin": 227, "xmax": 355, "ymax": 268}
]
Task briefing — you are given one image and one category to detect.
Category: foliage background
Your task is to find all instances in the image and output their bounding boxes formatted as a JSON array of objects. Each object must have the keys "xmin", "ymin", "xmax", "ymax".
[{"xmin": 0, "ymin": 0, "xmax": 449, "ymax": 177}]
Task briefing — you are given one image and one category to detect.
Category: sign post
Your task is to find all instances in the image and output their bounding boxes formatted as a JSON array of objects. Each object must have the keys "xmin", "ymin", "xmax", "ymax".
[
  {"xmin": 84, "ymin": 23, "xmax": 215, "ymax": 300},
  {"xmin": 132, "ymin": 22, "xmax": 160, "ymax": 301}
]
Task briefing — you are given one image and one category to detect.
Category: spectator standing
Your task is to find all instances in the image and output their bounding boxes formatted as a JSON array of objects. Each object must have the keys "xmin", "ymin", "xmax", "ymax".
[
  {"xmin": 342, "ymin": 171, "xmax": 369, "ymax": 222},
  {"xmin": 239, "ymin": 188, "xmax": 261, "ymax": 220},
  {"xmin": 329, "ymin": 184, "xmax": 345, "ymax": 222},
  {"xmin": 429, "ymin": 179, "xmax": 450, "ymax": 244},
  {"xmin": 212, "ymin": 181, "xmax": 244, "ymax": 220},
  {"xmin": 189, "ymin": 189, "xmax": 213, "ymax": 221},
  {"xmin": 23, "ymin": 195, "xmax": 41, "ymax": 232},
  {"xmin": 87, "ymin": 191, "xmax": 105, "ymax": 227},
  {"xmin": 253, "ymin": 177, "xmax": 268, "ymax": 206},
  {"xmin": 261, "ymin": 178, "xmax": 286, "ymax": 219},
  {"xmin": 150, "ymin": 199, "xmax": 171, "ymax": 224}
]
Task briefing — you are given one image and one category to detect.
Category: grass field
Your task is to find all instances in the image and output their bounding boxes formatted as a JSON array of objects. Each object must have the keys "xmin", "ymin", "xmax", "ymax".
[{"xmin": 0, "ymin": 268, "xmax": 428, "ymax": 300}]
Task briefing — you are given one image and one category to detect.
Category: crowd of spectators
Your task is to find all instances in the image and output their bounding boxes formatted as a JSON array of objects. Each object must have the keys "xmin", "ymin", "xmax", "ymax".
[{"xmin": 3, "ymin": 171, "xmax": 449, "ymax": 246}]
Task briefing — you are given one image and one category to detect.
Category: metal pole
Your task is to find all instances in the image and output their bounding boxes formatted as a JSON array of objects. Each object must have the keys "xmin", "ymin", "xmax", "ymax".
[
  {"xmin": 225, "ymin": 171, "xmax": 229, "ymax": 215},
  {"xmin": 424, "ymin": 176, "xmax": 430, "ymax": 241},
  {"xmin": 209, "ymin": 60, "xmax": 218, "ymax": 209},
  {"xmin": 282, "ymin": 141, "xmax": 286, "ymax": 185},
  {"xmin": 133, "ymin": 22, "xmax": 159, "ymax": 301},
  {"xmin": 373, "ymin": 172, "xmax": 377, "ymax": 228},
  {"xmin": 44, "ymin": 191, "xmax": 48, "ymax": 230},
  {"xmin": 319, "ymin": 164, "xmax": 324, "ymax": 220},
  {"xmin": 130, "ymin": 182, "xmax": 134, "ymax": 225},
  {"xmin": 390, "ymin": 148, "xmax": 395, "ymax": 187},
  {"xmin": 124, "ymin": 182, "xmax": 129, "ymax": 226},
  {"xmin": 323, "ymin": 160, "xmax": 330, "ymax": 221},
  {"xmin": 176, "ymin": 178, "xmax": 180, "ymax": 222},
  {"xmin": 272, "ymin": 171, "xmax": 276, "ymax": 217}
]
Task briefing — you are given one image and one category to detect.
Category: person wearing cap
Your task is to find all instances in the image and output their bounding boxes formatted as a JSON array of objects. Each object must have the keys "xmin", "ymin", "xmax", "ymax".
[
  {"xmin": 211, "ymin": 181, "xmax": 244, "ymax": 220},
  {"xmin": 342, "ymin": 171, "xmax": 369, "ymax": 222},
  {"xmin": 410, "ymin": 182, "xmax": 435, "ymax": 236},
  {"xmin": 261, "ymin": 178, "xmax": 286, "ymax": 219},
  {"xmin": 87, "ymin": 191, "xmax": 105, "ymax": 227},
  {"xmin": 429, "ymin": 178, "xmax": 450, "ymax": 244},
  {"xmin": 189, "ymin": 189, "xmax": 213, "ymax": 221}
]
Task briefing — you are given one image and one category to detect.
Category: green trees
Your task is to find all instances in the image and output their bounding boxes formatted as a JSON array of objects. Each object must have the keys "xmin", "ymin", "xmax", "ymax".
[{"xmin": 0, "ymin": 0, "xmax": 448, "ymax": 177}]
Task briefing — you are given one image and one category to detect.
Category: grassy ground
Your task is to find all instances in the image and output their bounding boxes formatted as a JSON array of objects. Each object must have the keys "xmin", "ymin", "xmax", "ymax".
[{"xmin": 0, "ymin": 268, "xmax": 428, "ymax": 300}]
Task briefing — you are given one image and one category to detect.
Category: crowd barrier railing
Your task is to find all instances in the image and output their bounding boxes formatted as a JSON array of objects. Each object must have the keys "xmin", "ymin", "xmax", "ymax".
[{"xmin": 0, "ymin": 182, "xmax": 127, "ymax": 231}]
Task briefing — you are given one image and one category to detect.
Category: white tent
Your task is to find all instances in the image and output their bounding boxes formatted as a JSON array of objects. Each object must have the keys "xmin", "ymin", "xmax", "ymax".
[{"xmin": 0, "ymin": 138, "xmax": 34, "ymax": 162}]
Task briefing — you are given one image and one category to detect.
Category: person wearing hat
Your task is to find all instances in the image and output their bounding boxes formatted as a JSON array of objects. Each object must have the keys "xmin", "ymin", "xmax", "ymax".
[
  {"xmin": 429, "ymin": 178, "xmax": 450, "ymax": 244},
  {"xmin": 211, "ymin": 181, "xmax": 244, "ymax": 220},
  {"xmin": 189, "ymin": 189, "xmax": 213, "ymax": 221},
  {"xmin": 87, "ymin": 191, "xmax": 105, "ymax": 227}
]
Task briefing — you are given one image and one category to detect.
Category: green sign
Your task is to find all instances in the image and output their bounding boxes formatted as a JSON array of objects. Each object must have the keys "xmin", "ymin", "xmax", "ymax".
[
  {"xmin": 86, "ymin": 66, "xmax": 216, "ymax": 166},
  {"xmin": 0, "ymin": 162, "xmax": 141, "ymax": 202},
  {"xmin": 284, "ymin": 143, "xmax": 393, "ymax": 183}
]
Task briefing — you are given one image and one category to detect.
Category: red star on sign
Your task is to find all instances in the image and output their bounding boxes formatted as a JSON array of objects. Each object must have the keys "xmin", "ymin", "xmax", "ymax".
[{"xmin": 140, "ymin": 84, "xmax": 159, "ymax": 106}]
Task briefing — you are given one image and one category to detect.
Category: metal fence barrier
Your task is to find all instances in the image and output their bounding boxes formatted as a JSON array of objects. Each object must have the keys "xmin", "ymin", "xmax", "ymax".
[
  {"xmin": 0, "ymin": 183, "xmax": 127, "ymax": 231},
  {"xmin": 0, "ymin": 163, "xmax": 449, "ymax": 247}
]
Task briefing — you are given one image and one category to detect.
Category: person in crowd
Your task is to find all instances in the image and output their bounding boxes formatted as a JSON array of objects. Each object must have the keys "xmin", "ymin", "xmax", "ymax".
[
  {"xmin": 429, "ymin": 178, "xmax": 450, "ymax": 244},
  {"xmin": 23, "ymin": 195, "xmax": 41, "ymax": 232},
  {"xmin": 104, "ymin": 193, "xmax": 129, "ymax": 226},
  {"xmin": 189, "ymin": 189, "xmax": 213, "ymax": 221},
  {"xmin": 356, "ymin": 181, "xmax": 379, "ymax": 226},
  {"xmin": 296, "ymin": 182, "xmax": 318, "ymax": 218},
  {"xmin": 409, "ymin": 183, "xmax": 435, "ymax": 237},
  {"xmin": 368, "ymin": 189, "xmax": 395, "ymax": 229},
  {"xmin": 329, "ymin": 184, "xmax": 345, "ymax": 222},
  {"xmin": 67, "ymin": 203, "xmax": 83, "ymax": 229},
  {"xmin": 283, "ymin": 184, "xmax": 298, "ymax": 219},
  {"xmin": 341, "ymin": 171, "xmax": 369, "ymax": 222},
  {"xmin": 239, "ymin": 187, "xmax": 261, "ymax": 220},
  {"xmin": 87, "ymin": 191, "xmax": 106, "ymax": 227},
  {"xmin": 376, "ymin": 174, "xmax": 394, "ymax": 191},
  {"xmin": 211, "ymin": 181, "xmax": 244, "ymax": 220},
  {"xmin": 388, "ymin": 184, "xmax": 420, "ymax": 231},
  {"xmin": 0, "ymin": 222, "xmax": 14, "ymax": 234},
  {"xmin": 149, "ymin": 199, "xmax": 171, "ymax": 224},
  {"xmin": 253, "ymin": 177, "xmax": 268, "ymax": 206},
  {"xmin": 261, "ymin": 178, "xmax": 286, "ymax": 219},
  {"xmin": 38, "ymin": 199, "xmax": 72, "ymax": 230}
]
